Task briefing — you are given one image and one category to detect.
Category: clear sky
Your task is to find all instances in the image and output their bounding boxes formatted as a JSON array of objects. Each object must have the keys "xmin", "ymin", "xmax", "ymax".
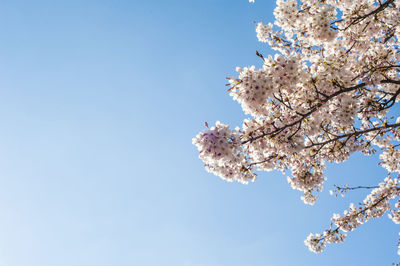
[{"xmin": 0, "ymin": 0, "xmax": 397, "ymax": 265}]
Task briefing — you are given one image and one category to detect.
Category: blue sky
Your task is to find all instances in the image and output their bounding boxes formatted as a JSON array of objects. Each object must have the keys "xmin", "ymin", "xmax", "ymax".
[{"xmin": 0, "ymin": 0, "xmax": 397, "ymax": 265}]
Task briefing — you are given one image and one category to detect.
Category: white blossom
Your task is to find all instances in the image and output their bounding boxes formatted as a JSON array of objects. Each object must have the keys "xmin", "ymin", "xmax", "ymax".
[{"xmin": 195, "ymin": 0, "xmax": 400, "ymax": 255}]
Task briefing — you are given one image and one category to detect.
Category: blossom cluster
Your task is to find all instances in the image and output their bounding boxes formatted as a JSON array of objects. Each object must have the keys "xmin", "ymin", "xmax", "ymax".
[
  {"xmin": 380, "ymin": 148, "xmax": 400, "ymax": 174},
  {"xmin": 192, "ymin": 122, "xmax": 256, "ymax": 184},
  {"xmin": 229, "ymin": 55, "xmax": 302, "ymax": 118},
  {"xmin": 306, "ymin": 177, "xmax": 400, "ymax": 253},
  {"xmin": 389, "ymin": 200, "xmax": 400, "ymax": 224},
  {"xmin": 194, "ymin": 0, "xmax": 400, "ymax": 255},
  {"xmin": 304, "ymin": 230, "xmax": 347, "ymax": 254}
]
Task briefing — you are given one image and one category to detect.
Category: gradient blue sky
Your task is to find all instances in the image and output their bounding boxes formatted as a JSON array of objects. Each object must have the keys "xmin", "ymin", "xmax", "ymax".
[{"xmin": 0, "ymin": 0, "xmax": 398, "ymax": 265}]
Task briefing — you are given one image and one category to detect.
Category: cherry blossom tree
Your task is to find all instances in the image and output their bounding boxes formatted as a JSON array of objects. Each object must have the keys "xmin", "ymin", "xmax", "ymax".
[{"xmin": 193, "ymin": 0, "xmax": 400, "ymax": 255}]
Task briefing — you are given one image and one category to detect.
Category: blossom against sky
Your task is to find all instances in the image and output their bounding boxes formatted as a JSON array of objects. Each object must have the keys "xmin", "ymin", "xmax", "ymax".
[{"xmin": 0, "ymin": 0, "xmax": 398, "ymax": 266}]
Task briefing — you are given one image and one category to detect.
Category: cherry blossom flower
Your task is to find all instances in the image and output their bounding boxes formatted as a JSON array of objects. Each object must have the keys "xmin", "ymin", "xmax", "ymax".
[{"xmin": 194, "ymin": 0, "xmax": 400, "ymax": 255}]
